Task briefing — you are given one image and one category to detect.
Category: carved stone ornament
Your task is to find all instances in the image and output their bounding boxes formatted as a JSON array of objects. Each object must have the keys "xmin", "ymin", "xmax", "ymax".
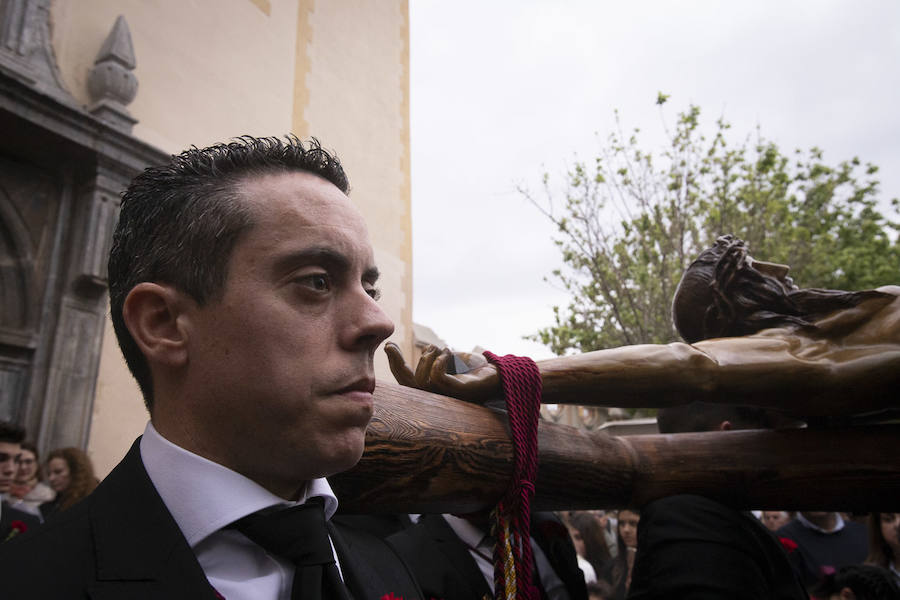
[
  {"xmin": 87, "ymin": 15, "xmax": 138, "ymax": 132},
  {"xmin": 1, "ymin": 4, "xmax": 165, "ymax": 452},
  {"xmin": 0, "ymin": 0, "xmax": 78, "ymax": 107}
]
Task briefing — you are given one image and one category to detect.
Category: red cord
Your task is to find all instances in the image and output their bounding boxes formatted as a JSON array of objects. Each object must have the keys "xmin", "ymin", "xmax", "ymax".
[{"xmin": 483, "ymin": 351, "xmax": 542, "ymax": 600}]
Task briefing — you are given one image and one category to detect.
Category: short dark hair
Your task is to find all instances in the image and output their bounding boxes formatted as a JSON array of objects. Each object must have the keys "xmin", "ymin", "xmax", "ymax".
[
  {"xmin": 108, "ymin": 136, "xmax": 349, "ymax": 410},
  {"xmin": 657, "ymin": 402, "xmax": 772, "ymax": 433},
  {"xmin": 672, "ymin": 235, "xmax": 888, "ymax": 343},
  {"xmin": 0, "ymin": 420, "xmax": 25, "ymax": 444}
]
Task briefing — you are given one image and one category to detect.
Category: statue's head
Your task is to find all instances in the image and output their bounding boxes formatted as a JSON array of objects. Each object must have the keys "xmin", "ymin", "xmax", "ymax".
[{"xmin": 672, "ymin": 235, "xmax": 884, "ymax": 343}]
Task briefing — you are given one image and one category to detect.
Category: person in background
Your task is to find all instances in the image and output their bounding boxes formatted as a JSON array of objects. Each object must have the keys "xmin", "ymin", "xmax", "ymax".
[
  {"xmin": 778, "ymin": 511, "xmax": 869, "ymax": 589},
  {"xmin": 810, "ymin": 564, "xmax": 900, "ymax": 600},
  {"xmin": 568, "ymin": 511, "xmax": 613, "ymax": 581},
  {"xmin": 763, "ymin": 511, "xmax": 794, "ymax": 532},
  {"xmin": 865, "ymin": 512, "xmax": 900, "ymax": 584},
  {"xmin": 8, "ymin": 442, "xmax": 54, "ymax": 518},
  {"xmin": 0, "ymin": 422, "xmax": 41, "ymax": 542},
  {"xmin": 39, "ymin": 447, "xmax": 98, "ymax": 519},
  {"xmin": 599, "ymin": 509, "xmax": 640, "ymax": 600},
  {"xmin": 587, "ymin": 580, "xmax": 615, "ymax": 600},
  {"xmin": 627, "ymin": 401, "xmax": 807, "ymax": 600},
  {"xmin": 566, "ymin": 517, "xmax": 598, "ymax": 584},
  {"xmin": 387, "ymin": 510, "xmax": 588, "ymax": 600}
]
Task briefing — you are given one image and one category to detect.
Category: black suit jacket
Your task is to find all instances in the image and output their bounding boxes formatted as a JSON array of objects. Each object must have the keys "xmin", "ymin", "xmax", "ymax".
[
  {"xmin": 387, "ymin": 513, "xmax": 588, "ymax": 600},
  {"xmin": 627, "ymin": 495, "xmax": 807, "ymax": 600},
  {"xmin": 0, "ymin": 500, "xmax": 42, "ymax": 542},
  {"xmin": 0, "ymin": 438, "xmax": 421, "ymax": 600}
]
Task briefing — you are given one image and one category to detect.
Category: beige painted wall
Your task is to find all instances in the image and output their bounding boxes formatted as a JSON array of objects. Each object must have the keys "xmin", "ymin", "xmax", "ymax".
[{"xmin": 48, "ymin": 0, "xmax": 412, "ymax": 476}]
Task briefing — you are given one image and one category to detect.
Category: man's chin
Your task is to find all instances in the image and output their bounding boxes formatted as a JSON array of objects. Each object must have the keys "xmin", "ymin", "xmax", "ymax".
[{"xmin": 309, "ymin": 433, "xmax": 367, "ymax": 479}]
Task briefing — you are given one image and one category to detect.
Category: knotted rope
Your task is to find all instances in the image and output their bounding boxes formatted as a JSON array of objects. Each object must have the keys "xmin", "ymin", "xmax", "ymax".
[{"xmin": 483, "ymin": 351, "xmax": 542, "ymax": 600}]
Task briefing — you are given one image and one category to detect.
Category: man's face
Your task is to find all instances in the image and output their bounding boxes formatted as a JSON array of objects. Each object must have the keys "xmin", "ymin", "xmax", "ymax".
[
  {"xmin": 180, "ymin": 171, "xmax": 394, "ymax": 499},
  {"xmin": 0, "ymin": 441, "xmax": 21, "ymax": 493},
  {"xmin": 762, "ymin": 511, "xmax": 790, "ymax": 531}
]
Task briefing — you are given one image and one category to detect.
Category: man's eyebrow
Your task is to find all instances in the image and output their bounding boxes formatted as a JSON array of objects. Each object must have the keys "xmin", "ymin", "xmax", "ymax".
[
  {"xmin": 273, "ymin": 247, "xmax": 380, "ymax": 283},
  {"xmin": 273, "ymin": 247, "xmax": 351, "ymax": 274}
]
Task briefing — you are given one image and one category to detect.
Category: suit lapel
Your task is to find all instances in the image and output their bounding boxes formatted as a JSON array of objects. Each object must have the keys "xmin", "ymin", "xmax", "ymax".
[
  {"xmin": 421, "ymin": 515, "xmax": 493, "ymax": 599},
  {"xmin": 330, "ymin": 519, "xmax": 424, "ymax": 600},
  {"xmin": 86, "ymin": 439, "xmax": 219, "ymax": 600}
]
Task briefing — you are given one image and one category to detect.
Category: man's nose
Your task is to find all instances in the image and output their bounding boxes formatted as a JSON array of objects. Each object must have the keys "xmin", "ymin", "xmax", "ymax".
[{"xmin": 342, "ymin": 288, "xmax": 395, "ymax": 351}]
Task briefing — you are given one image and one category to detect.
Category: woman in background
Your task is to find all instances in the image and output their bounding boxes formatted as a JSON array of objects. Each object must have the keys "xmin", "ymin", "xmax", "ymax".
[
  {"xmin": 866, "ymin": 512, "xmax": 900, "ymax": 584},
  {"xmin": 600, "ymin": 509, "xmax": 640, "ymax": 600},
  {"xmin": 8, "ymin": 442, "xmax": 54, "ymax": 517},
  {"xmin": 40, "ymin": 447, "xmax": 99, "ymax": 519},
  {"xmin": 568, "ymin": 511, "xmax": 613, "ymax": 580}
]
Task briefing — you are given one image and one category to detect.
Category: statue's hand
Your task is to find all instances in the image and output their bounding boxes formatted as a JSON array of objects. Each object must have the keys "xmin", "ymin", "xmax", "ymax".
[{"xmin": 384, "ymin": 343, "xmax": 500, "ymax": 403}]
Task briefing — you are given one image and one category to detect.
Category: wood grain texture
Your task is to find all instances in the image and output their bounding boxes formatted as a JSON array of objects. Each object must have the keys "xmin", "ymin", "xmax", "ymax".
[{"xmin": 331, "ymin": 381, "xmax": 900, "ymax": 513}]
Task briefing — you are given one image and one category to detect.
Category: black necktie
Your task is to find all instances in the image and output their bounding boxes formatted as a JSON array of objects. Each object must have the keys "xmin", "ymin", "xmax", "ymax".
[{"xmin": 231, "ymin": 500, "xmax": 352, "ymax": 600}]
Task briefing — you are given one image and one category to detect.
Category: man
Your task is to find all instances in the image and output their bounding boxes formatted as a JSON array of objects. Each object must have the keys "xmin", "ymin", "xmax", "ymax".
[
  {"xmin": 0, "ymin": 137, "xmax": 420, "ymax": 599},
  {"xmin": 762, "ymin": 511, "xmax": 793, "ymax": 532},
  {"xmin": 387, "ymin": 511, "xmax": 588, "ymax": 600},
  {"xmin": 0, "ymin": 422, "xmax": 41, "ymax": 542},
  {"xmin": 626, "ymin": 403, "xmax": 808, "ymax": 600},
  {"xmin": 777, "ymin": 511, "xmax": 869, "ymax": 588}
]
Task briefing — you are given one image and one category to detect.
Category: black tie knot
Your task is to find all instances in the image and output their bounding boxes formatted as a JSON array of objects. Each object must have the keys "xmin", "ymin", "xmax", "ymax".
[{"xmin": 231, "ymin": 502, "xmax": 334, "ymax": 567}]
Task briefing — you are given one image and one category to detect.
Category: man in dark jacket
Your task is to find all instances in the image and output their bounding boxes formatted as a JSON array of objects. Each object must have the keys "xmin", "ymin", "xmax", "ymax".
[
  {"xmin": 388, "ymin": 511, "xmax": 588, "ymax": 600},
  {"xmin": 0, "ymin": 137, "xmax": 420, "ymax": 600}
]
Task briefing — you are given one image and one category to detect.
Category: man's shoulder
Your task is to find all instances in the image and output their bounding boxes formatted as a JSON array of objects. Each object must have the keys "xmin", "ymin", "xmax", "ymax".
[
  {"xmin": 0, "ymin": 438, "xmax": 206, "ymax": 599},
  {"xmin": 0, "ymin": 494, "xmax": 95, "ymax": 595},
  {"xmin": 642, "ymin": 494, "xmax": 739, "ymax": 526}
]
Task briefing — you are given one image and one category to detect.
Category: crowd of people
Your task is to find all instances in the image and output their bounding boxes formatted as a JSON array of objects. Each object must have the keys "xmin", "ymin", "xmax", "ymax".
[
  {"xmin": 0, "ymin": 422, "xmax": 99, "ymax": 539},
  {"xmin": 562, "ymin": 508, "xmax": 899, "ymax": 600},
  {"xmin": 4, "ymin": 425, "xmax": 897, "ymax": 600}
]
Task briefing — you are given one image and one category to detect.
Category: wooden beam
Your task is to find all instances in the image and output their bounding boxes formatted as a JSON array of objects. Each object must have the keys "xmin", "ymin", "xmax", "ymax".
[{"xmin": 331, "ymin": 381, "xmax": 900, "ymax": 513}]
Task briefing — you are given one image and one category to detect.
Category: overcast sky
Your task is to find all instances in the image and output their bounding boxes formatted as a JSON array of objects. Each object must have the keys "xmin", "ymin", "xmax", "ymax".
[{"xmin": 408, "ymin": 1, "xmax": 900, "ymax": 360}]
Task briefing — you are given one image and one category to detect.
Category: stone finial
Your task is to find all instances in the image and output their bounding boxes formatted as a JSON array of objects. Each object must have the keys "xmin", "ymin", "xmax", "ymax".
[{"xmin": 87, "ymin": 15, "xmax": 138, "ymax": 132}]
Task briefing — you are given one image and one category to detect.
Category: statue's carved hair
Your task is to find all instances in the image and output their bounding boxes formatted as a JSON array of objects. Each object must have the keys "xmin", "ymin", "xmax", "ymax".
[{"xmin": 672, "ymin": 235, "xmax": 888, "ymax": 343}]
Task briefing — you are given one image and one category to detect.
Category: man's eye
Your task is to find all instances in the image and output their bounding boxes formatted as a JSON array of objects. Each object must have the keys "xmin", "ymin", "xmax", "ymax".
[
  {"xmin": 366, "ymin": 286, "xmax": 382, "ymax": 301},
  {"xmin": 298, "ymin": 274, "xmax": 330, "ymax": 292}
]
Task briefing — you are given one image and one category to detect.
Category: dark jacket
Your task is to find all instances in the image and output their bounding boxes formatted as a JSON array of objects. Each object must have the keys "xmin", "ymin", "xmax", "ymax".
[
  {"xmin": 628, "ymin": 495, "xmax": 808, "ymax": 600},
  {"xmin": 0, "ymin": 500, "xmax": 41, "ymax": 542},
  {"xmin": 387, "ymin": 512, "xmax": 588, "ymax": 600},
  {"xmin": 0, "ymin": 439, "xmax": 422, "ymax": 600},
  {"xmin": 776, "ymin": 517, "xmax": 868, "ymax": 589}
]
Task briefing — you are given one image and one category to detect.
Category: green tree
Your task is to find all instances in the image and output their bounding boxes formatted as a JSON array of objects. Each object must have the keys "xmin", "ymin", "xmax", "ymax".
[{"xmin": 524, "ymin": 100, "xmax": 900, "ymax": 355}]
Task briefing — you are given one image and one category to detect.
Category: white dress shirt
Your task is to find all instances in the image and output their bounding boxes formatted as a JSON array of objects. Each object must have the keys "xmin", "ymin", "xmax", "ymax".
[
  {"xmin": 140, "ymin": 422, "xmax": 340, "ymax": 600},
  {"xmin": 442, "ymin": 514, "xmax": 570, "ymax": 600},
  {"xmin": 796, "ymin": 512, "xmax": 846, "ymax": 534}
]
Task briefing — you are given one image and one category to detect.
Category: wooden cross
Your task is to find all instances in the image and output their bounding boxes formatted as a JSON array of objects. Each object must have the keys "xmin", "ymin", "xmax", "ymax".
[{"xmin": 332, "ymin": 381, "xmax": 900, "ymax": 514}]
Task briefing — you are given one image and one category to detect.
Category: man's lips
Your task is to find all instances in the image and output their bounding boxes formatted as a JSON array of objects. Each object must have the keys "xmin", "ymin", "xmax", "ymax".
[{"xmin": 332, "ymin": 377, "xmax": 376, "ymax": 396}]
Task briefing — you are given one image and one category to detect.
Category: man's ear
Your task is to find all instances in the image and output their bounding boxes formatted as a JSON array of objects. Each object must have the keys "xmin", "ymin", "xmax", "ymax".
[{"xmin": 122, "ymin": 283, "xmax": 191, "ymax": 368}]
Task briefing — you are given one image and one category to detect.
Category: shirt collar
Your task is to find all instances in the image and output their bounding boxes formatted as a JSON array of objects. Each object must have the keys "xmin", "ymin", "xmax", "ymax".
[
  {"xmin": 442, "ymin": 514, "xmax": 489, "ymax": 548},
  {"xmin": 797, "ymin": 512, "xmax": 845, "ymax": 533},
  {"xmin": 140, "ymin": 422, "xmax": 338, "ymax": 548}
]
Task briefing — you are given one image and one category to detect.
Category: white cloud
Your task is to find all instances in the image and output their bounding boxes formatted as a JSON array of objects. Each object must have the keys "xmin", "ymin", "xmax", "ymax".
[{"xmin": 410, "ymin": 0, "xmax": 900, "ymax": 358}]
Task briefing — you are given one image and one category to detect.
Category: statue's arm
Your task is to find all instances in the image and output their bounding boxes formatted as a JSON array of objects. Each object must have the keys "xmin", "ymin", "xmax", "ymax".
[
  {"xmin": 387, "ymin": 322, "xmax": 899, "ymax": 416},
  {"xmin": 543, "ymin": 333, "xmax": 899, "ymax": 416}
]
